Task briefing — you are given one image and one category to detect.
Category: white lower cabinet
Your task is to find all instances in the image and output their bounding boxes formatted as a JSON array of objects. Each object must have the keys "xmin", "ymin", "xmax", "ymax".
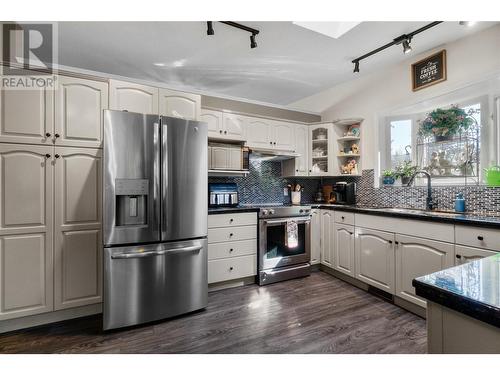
[
  {"xmin": 207, "ymin": 213, "xmax": 257, "ymax": 285},
  {"xmin": 310, "ymin": 209, "xmax": 321, "ymax": 265},
  {"xmin": 395, "ymin": 235, "xmax": 454, "ymax": 308},
  {"xmin": 333, "ymin": 223, "xmax": 355, "ymax": 277},
  {"xmin": 320, "ymin": 210, "xmax": 334, "ymax": 267},
  {"xmin": 355, "ymin": 227, "xmax": 395, "ymax": 294},
  {"xmin": 455, "ymin": 245, "xmax": 497, "ymax": 265}
]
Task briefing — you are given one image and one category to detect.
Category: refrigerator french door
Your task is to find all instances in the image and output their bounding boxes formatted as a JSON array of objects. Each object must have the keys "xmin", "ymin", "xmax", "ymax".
[{"xmin": 103, "ymin": 110, "xmax": 208, "ymax": 330}]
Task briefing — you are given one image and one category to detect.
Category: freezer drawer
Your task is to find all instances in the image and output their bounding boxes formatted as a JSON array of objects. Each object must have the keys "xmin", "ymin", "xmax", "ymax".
[{"xmin": 103, "ymin": 238, "xmax": 207, "ymax": 330}]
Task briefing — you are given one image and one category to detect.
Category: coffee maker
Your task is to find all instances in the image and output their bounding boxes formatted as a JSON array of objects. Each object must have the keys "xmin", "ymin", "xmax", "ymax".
[{"xmin": 333, "ymin": 182, "xmax": 356, "ymax": 205}]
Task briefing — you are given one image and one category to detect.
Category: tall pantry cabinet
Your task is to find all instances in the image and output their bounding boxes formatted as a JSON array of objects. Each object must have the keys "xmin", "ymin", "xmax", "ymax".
[{"xmin": 0, "ymin": 73, "xmax": 106, "ymax": 321}]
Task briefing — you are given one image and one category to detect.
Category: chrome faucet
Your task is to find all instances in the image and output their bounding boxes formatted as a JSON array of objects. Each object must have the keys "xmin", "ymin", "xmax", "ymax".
[{"xmin": 407, "ymin": 170, "xmax": 435, "ymax": 210}]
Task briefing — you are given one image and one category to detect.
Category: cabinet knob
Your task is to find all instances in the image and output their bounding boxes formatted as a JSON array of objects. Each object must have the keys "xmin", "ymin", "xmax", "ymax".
[
  {"xmin": 224, "ymin": 131, "xmax": 227, "ymax": 134},
  {"xmin": 273, "ymin": 142, "xmax": 276, "ymax": 145},
  {"xmin": 229, "ymin": 248, "xmax": 234, "ymax": 252},
  {"xmin": 477, "ymin": 235, "xmax": 484, "ymax": 241},
  {"xmin": 229, "ymin": 233, "xmax": 233, "ymax": 237},
  {"xmin": 45, "ymin": 132, "xmax": 51, "ymax": 137},
  {"xmin": 388, "ymin": 240, "xmax": 393, "ymax": 244},
  {"xmin": 341, "ymin": 216, "xmax": 345, "ymax": 220},
  {"xmin": 296, "ymin": 169, "xmax": 298, "ymax": 172},
  {"xmin": 270, "ymin": 141, "xmax": 273, "ymax": 145},
  {"xmin": 229, "ymin": 266, "xmax": 234, "ymax": 271},
  {"xmin": 45, "ymin": 153, "xmax": 51, "ymax": 159},
  {"xmin": 230, "ymin": 218, "xmax": 234, "ymax": 222},
  {"xmin": 456, "ymin": 254, "xmax": 462, "ymax": 259},
  {"xmin": 309, "ymin": 170, "xmax": 312, "ymax": 173},
  {"xmin": 54, "ymin": 154, "xmax": 60, "ymax": 159},
  {"xmin": 54, "ymin": 133, "xmax": 60, "ymax": 138},
  {"xmin": 219, "ymin": 130, "xmax": 223, "ymax": 134}
]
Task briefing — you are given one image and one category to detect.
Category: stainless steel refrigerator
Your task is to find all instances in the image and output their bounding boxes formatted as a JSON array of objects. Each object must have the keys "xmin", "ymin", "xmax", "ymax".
[{"xmin": 102, "ymin": 110, "xmax": 208, "ymax": 330}]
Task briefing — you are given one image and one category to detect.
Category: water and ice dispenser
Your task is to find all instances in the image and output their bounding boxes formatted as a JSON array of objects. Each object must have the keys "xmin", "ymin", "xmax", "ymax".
[{"xmin": 115, "ymin": 179, "xmax": 149, "ymax": 226}]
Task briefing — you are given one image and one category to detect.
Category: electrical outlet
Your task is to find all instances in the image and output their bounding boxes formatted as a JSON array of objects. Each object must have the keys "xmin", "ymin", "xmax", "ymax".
[{"xmin": 283, "ymin": 187, "xmax": 289, "ymax": 196}]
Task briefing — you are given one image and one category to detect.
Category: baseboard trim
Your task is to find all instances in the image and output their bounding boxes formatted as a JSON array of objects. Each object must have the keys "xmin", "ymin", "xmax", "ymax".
[
  {"xmin": 394, "ymin": 296, "xmax": 426, "ymax": 318},
  {"xmin": 0, "ymin": 304, "xmax": 102, "ymax": 334},
  {"xmin": 208, "ymin": 276, "xmax": 256, "ymax": 292}
]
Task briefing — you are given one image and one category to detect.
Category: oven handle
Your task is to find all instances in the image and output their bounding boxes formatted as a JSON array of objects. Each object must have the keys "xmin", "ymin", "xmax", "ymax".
[{"xmin": 263, "ymin": 218, "xmax": 311, "ymax": 225}]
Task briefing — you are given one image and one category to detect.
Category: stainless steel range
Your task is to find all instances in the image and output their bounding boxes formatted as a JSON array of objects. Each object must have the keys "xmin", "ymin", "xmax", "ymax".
[{"xmin": 258, "ymin": 205, "xmax": 311, "ymax": 285}]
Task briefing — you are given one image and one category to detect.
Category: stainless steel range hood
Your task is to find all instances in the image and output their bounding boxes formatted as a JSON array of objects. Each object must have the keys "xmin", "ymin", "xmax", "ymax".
[{"xmin": 250, "ymin": 148, "xmax": 300, "ymax": 161}]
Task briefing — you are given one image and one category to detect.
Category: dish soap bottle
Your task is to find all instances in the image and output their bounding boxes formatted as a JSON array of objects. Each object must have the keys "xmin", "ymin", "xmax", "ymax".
[{"xmin": 455, "ymin": 193, "xmax": 466, "ymax": 213}]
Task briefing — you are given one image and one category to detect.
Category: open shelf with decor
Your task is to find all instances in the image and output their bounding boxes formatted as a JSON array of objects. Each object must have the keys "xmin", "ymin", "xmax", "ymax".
[{"xmin": 333, "ymin": 118, "xmax": 363, "ymax": 176}]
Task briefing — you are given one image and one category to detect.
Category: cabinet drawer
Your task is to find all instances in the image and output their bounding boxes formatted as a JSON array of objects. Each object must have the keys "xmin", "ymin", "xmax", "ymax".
[
  {"xmin": 335, "ymin": 211, "xmax": 354, "ymax": 225},
  {"xmin": 208, "ymin": 239, "xmax": 257, "ymax": 260},
  {"xmin": 208, "ymin": 225, "xmax": 256, "ymax": 243},
  {"xmin": 208, "ymin": 212, "xmax": 257, "ymax": 228},
  {"xmin": 455, "ymin": 226, "xmax": 500, "ymax": 252},
  {"xmin": 208, "ymin": 255, "xmax": 257, "ymax": 283}
]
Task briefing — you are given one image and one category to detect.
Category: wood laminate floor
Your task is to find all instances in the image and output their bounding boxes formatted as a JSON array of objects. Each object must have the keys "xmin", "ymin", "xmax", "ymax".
[{"xmin": 0, "ymin": 271, "xmax": 426, "ymax": 354}]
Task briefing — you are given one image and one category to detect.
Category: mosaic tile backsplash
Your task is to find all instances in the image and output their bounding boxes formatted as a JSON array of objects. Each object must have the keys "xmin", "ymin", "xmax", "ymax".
[{"xmin": 210, "ymin": 156, "xmax": 500, "ymax": 214}]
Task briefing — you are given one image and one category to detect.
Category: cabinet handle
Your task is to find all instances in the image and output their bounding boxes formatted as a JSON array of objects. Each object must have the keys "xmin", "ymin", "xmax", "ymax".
[
  {"xmin": 229, "ymin": 248, "xmax": 234, "ymax": 252},
  {"xmin": 229, "ymin": 218, "xmax": 234, "ymax": 223},
  {"xmin": 229, "ymin": 266, "xmax": 234, "ymax": 271},
  {"xmin": 395, "ymin": 241, "xmax": 399, "ymax": 245},
  {"xmin": 229, "ymin": 233, "xmax": 233, "ymax": 237},
  {"xmin": 45, "ymin": 132, "xmax": 51, "ymax": 137},
  {"xmin": 269, "ymin": 141, "xmax": 273, "ymax": 145},
  {"xmin": 309, "ymin": 170, "xmax": 312, "ymax": 173},
  {"xmin": 55, "ymin": 154, "xmax": 60, "ymax": 159},
  {"xmin": 456, "ymin": 254, "xmax": 462, "ymax": 259},
  {"xmin": 477, "ymin": 235, "xmax": 484, "ymax": 241},
  {"xmin": 274, "ymin": 142, "xmax": 276, "ymax": 145},
  {"xmin": 219, "ymin": 130, "xmax": 223, "ymax": 134},
  {"xmin": 296, "ymin": 169, "xmax": 298, "ymax": 172},
  {"xmin": 341, "ymin": 216, "xmax": 345, "ymax": 220},
  {"xmin": 54, "ymin": 133, "xmax": 60, "ymax": 138},
  {"xmin": 224, "ymin": 131, "xmax": 227, "ymax": 134},
  {"xmin": 388, "ymin": 240, "xmax": 393, "ymax": 244},
  {"xmin": 45, "ymin": 153, "xmax": 51, "ymax": 159}
]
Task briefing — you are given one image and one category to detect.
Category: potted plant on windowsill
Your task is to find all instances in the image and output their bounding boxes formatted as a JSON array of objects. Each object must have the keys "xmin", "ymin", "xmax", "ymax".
[
  {"xmin": 382, "ymin": 169, "xmax": 396, "ymax": 185},
  {"xmin": 418, "ymin": 105, "xmax": 474, "ymax": 142},
  {"xmin": 395, "ymin": 161, "xmax": 418, "ymax": 185}
]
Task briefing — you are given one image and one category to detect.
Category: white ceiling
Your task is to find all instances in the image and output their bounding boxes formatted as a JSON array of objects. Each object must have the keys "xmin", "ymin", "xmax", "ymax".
[{"xmin": 57, "ymin": 21, "xmax": 496, "ymax": 109}]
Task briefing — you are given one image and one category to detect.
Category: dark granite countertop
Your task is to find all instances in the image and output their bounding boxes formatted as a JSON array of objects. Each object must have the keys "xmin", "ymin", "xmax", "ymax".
[
  {"xmin": 208, "ymin": 206, "xmax": 260, "ymax": 215},
  {"xmin": 315, "ymin": 204, "xmax": 500, "ymax": 229},
  {"xmin": 413, "ymin": 254, "xmax": 500, "ymax": 328}
]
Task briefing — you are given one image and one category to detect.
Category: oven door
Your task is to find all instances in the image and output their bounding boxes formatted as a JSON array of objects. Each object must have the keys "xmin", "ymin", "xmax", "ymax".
[{"xmin": 259, "ymin": 216, "xmax": 311, "ymax": 271}]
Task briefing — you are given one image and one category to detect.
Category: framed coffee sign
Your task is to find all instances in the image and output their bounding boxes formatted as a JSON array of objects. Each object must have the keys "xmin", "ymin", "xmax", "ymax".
[{"xmin": 411, "ymin": 50, "xmax": 447, "ymax": 91}]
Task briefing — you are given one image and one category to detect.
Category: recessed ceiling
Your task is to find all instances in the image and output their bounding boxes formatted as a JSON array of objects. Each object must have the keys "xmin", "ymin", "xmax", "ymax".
[{"xmin": 56, "ymin": 21, "xmax": 497, "ymax": 108}]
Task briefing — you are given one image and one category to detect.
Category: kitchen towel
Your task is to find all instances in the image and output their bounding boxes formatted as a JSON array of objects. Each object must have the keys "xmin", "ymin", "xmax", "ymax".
[{"xmin": 285, "ymin": 220, "xmax": 298, "ymax": 248}]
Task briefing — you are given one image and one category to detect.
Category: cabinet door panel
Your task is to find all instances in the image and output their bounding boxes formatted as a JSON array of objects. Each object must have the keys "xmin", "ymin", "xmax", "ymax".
[
  {"xmin": 0, "ymin": 145, "xmax": 52, "ymax": 233},
  {"xmin": 273, "ymin": 121, "xmax": 295, "ymax": 151},
  {"xmin": 228, "ymin": 148, "xmax": 242, "ymax": 170},
  {"xmin": 201, "ymin": 109, "xmax": 223, "ymax": 138},
  {"xmin": 455, "ymin": 245, "xmax": 497, "ymax": 265},
  {"xmin": 0, "ymin": 233, "xmax": 53, "ymax": 320},
  {"xmin": 309, "ymin": 124, "xmax": 332, "ymax": 176},
  {"xmin": 0, "ymin": 83, "xmax": 54, "ymax": 145},
  {"xmin": 334, "ymin": 223, "xmax": 355, "ymax": 277},
  {"xmin": 396, "ymin": 235, "xmax": 454, "ymax": 307},
  {"xmin": 295, "ymin": 125, "xmax": 309, "ymax": 175},
  {"xmin": 355, "ymin": 227, "xmax": 395, "ymax": 293},
  {"xmin": 109, "ymin": 80, "xmax": 158, "ymax": 114},
  {"xmin": 222, "ymin": 113, "xmax": 245, "ymax": 141},
  {"xmin": 55, "ymin": 76, "xmax": 108, "ymax": 148},
  {"xmin": 211, "ymin": 147, "xmax": 228, "ymax": 169},
  {"xmin": 310, "ymin": 209, "xmax": 321, "ymax": 264},
  {"xmin": 55, "ymin": 229, "xmax": 102, "ymax": 310},
  {"xmin": 320, "ymin": 210, "xmax": 334, "ymax": 267},
  {"xmin": 159, "ymin": 89, "xmax": 200, "ymax": 120},
  {"xmin": 246, "ymin": 118, "xmax": 272, "ymax": 148}
]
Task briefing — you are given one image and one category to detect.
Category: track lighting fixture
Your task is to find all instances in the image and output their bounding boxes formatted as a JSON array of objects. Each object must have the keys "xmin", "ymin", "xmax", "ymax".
[
  {"xmin": 250, "ymin": 34, "xmax": 257, "ymax": 49},
  {"xmin": 205, "ymin": 21, "xmax": 260, "ymax": 49},
  {"xmin": 353, "ymin": 60, "xmax": 359, "ymax": 73},
  {"xmin": 351, "ymin": 21, "xmax": 442, "ymax": 74},
  {"xmin": 207, "ymin": 21, "xmax": 214, "ymax": 35}
]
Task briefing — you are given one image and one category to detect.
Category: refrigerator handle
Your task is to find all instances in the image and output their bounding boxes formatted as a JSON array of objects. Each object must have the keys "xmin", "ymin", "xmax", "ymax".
[
  {"xmin": 153, "ymin": 121, "xmax": 160, "ymax": 235},
  {"xmin": 111, "ymin": 245, "xmax": 203, "ymax": 259},
  {"xmin": 161, "ymin": 122, "xmax": 168, "ymax": 237}
]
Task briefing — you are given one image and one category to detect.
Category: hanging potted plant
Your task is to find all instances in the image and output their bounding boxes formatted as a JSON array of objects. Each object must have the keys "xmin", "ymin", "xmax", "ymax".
[
  {"xmin": 418, "ymin": 105, "xmax": 474, "ymax": 142},
  {"xmin": 395, "ymin": 161, "xmax": 418, "ymax": 185},
  {"xmin": 382, "ymin": 169, "xmax": 396, "ymax": 185}
]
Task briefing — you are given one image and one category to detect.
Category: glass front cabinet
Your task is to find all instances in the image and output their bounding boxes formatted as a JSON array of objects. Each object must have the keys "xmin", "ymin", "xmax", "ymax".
[{"xmin": 309, "ymin": 123, "xmax": 334, "ymax": 176}]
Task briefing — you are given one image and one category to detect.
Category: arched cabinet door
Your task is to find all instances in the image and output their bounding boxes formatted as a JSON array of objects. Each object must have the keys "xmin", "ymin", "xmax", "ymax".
[
  {"xmin": 320, "ymin": 210, "xmax": 334, "ymax": 268},
  {"xmin": 333, "ymin": 223, "xmax": 355, "ymax": 277},
  {"xmin": 0, "ymin": 144, "xmax": 54, "ymax": 320},
  {"xmin": 55, "ymin": 76, "xmax": 108, "ymax": 148},
  {"xmin": 109, "ymin": 79, "xmax": 158, "ymax": 114},
  {"xmin": 201, "ymin": 109, "xmax": 223, "ymax": 138},
  {"xmin": 159, "ymin": 88, "xmax": 200, "ymax": 121},
  {"xmin": 245, "ymin": 117, "xmax": 273, "ymax": 148},
  {"xmin": 53, "ymin": 147, "xmax": 102, "ymax": 310}
]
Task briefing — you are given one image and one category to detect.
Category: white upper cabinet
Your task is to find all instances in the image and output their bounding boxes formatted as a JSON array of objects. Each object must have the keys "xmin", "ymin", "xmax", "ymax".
[
  {"xmin": 246, "ymin": 117, "xmax": 273, "ymax": 148},
  {"xmin": 223, "ymin": 113, "xmax": 245, "ymax": 141},
  {"xmin": 282, "ymin": 124, "xmax": 309, "ymax": 177},
  {"xmin": 0, "ymin": 77, "xmax": 54, "ymax": 145},
  {"xmin": 109, "ymin": 79, "xmax": 158, "ymax": 114},
  {"xmin": 55, "ymin": 76, "xmax": 108, "ymax": 148},
  {"xmin": 395, "ymin": 235, "xmax": 454, "ymax": 308},
  {"xmin": 159, "ymin": 88, "xmax": 201, "ymax": 120},
  {"xmin": 201, "ymin": 109, "xmax": 224, "ymax": 138},
  {"xmin": 272, "ymin": 120, "xmax": 295, "ymax": 151},
  {"xmin": 355, "ymin": 227, "xmax": 395, "ymax": 294}
]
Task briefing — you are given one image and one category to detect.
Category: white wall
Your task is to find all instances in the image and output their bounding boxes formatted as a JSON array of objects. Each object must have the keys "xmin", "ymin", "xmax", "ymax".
[{"xmin": 320, "ymin": 24, "xmax": 500, "ymax": 171}]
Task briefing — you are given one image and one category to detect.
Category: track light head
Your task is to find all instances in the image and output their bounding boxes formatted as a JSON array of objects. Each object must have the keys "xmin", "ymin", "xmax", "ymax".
[
  {"xmin": 207, "ymin": 21, "xmax": 214, "ymax": 35},
  {"xmin": 402, "ymin": 38, "xmax": 412, "ymax": 54},
  {"xmin": 353, "ymin": 61, "xmax": 360, "ymax": 73},
  {"xmin": 250, "ymin": 34, "xmax": 257, "ymax": 48}
]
